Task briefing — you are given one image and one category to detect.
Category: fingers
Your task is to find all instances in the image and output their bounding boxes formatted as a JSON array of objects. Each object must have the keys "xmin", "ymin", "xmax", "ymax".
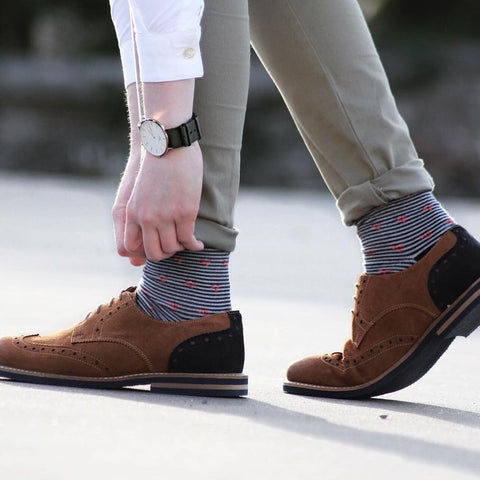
[
  {"xmin": 126, "ymin": 216, "xmax": 202, "ymax": 262},
  {"xmin": 116, "ymin": 201, "xmax": 203, "ymax": 263},
  {"xmin": 129, "ymin": 257, "xmax": 147, "ymax": 267},
  {"xmin": 112, "ymin": 205, "xmax": 130, "ymax": 257},
  {"xmin": 142, "ymin": 228, "xmax": 183, "ymax": 261},
  {"xmin": 124, "ymin": 217, "xmax": 147, "ymax": 260},
  {"xmin": 176, "ymin": 221, "xmax": 204, "ymax": 252},
  {"xmin": 113, "ymin": 203, "xmax": 147, "ymax": 266},
  {"xmin": 159, "ymin": 227, "xmax": 185, "ymax": 257}
]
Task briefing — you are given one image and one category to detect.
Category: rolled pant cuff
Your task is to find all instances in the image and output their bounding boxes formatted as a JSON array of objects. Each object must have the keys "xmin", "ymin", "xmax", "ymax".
[
  {"xmin": 194, "ymin": 217, "xmax": 238, "ymax": 252},
  {"xmin": 337, "ymin": 159, "xmax": 435, "ymax": 226}
]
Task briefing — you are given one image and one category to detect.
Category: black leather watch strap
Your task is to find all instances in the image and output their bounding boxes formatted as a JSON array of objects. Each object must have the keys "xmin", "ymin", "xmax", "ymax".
[{"xmin": 165, "ymin": 113, "xmax": 201, "ymax": 149}]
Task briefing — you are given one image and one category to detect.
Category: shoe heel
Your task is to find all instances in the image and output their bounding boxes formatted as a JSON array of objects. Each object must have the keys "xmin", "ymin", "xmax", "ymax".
[
  {"xmin": 437, "ymin": 280, "xmax": 480, "ymax": 339},
  {"xmin": 441, "ymin": 300, "xmax": 480, "ymax": 339},
  {"xmin": 150, "ymin": 373, "xmax": 248, "ymax": 397}
]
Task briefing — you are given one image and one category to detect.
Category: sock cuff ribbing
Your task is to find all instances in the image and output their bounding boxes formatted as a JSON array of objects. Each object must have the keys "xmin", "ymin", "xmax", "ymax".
[{"xmin": 357, "ymin": 192, "xmax": 455, "ymax": 274}]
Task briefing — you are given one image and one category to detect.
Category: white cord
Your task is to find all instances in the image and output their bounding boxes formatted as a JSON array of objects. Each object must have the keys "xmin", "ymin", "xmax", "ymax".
[{"xmin": 128, "ymin": 2, "xmax": 145, "ymax": 123}]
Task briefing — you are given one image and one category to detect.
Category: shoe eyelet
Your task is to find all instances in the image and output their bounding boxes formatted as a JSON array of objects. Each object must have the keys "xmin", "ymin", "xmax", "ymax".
[{"xmin": 190, "ymin": 341, "xmax": 196, "ymax": 346}]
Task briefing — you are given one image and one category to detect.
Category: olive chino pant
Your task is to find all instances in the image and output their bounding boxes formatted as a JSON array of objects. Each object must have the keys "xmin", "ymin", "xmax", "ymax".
[{"xmin": 194, "ymin": 0, "xmax": 434, "ymax": 252}]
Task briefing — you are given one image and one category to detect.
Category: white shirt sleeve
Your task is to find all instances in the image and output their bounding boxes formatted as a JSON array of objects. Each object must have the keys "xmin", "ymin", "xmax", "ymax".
[{"xmin": 110, "ymin": 0, "xmax": 204, "ymax": 87}]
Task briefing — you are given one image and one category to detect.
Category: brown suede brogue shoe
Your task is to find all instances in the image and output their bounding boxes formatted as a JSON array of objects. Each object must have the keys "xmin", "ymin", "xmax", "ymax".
[
  {"xmin": 0, "ymin": 288, "xmax": 247, "ymax": 397},
  {"xmin": 284, "ymin": 226, "xmax": 480, "ymax": 399}
]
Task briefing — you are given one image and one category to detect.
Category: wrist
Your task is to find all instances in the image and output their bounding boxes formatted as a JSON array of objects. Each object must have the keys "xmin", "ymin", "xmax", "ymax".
[
  {"xmin": 138, "ymin": 113, "xmax": 201, "ymax": 158},
  {"xmin": 142, "ymin": 139, "xmax": 200, "ymax": 162}
]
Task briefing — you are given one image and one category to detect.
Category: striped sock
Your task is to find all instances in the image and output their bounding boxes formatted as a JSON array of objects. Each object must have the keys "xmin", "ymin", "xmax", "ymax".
[
  {"xmin": 136, "ymin": 248, "xmax": 231, "ymax": 322},
  {"xmin": 357, "ymin": 191, "xmax": 455, "ymax": 274}
]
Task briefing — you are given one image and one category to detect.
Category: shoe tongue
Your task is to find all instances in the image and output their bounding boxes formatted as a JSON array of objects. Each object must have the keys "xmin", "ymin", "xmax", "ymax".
[{"xmin": 343, "ymin": 339, "xmax": 357, "ymax": 358}]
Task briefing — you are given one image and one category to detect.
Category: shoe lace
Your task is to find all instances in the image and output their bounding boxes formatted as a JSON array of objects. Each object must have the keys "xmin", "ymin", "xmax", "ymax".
[
  {"xmin": 350, "ymin": 283, "xmax": 360, "ymax": 318},
  {"xmin": 350, "ymin": 280, "xmax": 368, "ymax": 331},
  {"xmin": 84, "ymin": 291, "xmax": 126, "ymax": 320}
]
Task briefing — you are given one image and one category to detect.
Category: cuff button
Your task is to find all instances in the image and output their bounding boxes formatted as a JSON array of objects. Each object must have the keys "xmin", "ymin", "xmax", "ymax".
[{"xmin": 183, "ymin": 47, "xmax": 196, "ymax": 59}]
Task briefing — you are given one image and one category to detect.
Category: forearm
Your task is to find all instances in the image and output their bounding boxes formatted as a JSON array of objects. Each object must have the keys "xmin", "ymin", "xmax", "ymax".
[
  {"xmin": 126, "ymin": 84, "xmax": 141, "ymax": 161},
  {"xmin": 142, "ymin": 79, "xmax": 195, "ymax": 129}
]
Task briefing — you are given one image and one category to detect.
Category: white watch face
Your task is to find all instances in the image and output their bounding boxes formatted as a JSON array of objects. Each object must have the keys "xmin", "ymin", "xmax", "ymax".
[{"xmin": 139, "ymin": 119, "xmax": 168, "ymax": 156}]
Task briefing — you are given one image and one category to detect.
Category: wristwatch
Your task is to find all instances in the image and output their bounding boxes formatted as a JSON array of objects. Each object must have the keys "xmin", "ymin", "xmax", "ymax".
[{"xmin": 138, "ymin": 113, "xmax": 201, "ymax": 157}]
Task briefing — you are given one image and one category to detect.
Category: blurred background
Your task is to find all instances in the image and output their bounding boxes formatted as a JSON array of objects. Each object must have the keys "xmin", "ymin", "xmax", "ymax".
[{"xmin": 1, "ymin": 0, "xmax": 480, "ymax": 195}]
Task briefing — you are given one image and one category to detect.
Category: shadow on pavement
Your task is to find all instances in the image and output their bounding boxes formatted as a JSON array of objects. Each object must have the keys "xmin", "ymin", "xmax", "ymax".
[
  {"xmin": 2, "ymin": 379, "xmax": 479, "ymax": 475},
  {"xmin": 333, "ymin": 396, "xmax": 480, "ymax": 429}
]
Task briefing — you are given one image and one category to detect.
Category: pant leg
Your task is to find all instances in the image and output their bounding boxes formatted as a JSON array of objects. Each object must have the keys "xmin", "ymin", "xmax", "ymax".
[
  {"xmin": 194, "ymin": 0, "xmax": 250, "ymax": 251},
  {"xmin": 248, "ymin": 0, "xmax": 434, "ymax": 225}
]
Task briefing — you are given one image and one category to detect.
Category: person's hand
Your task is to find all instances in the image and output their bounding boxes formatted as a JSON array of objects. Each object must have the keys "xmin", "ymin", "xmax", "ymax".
[
  {"xmin": 122, "ymin": 142, "xmax": 204, "ymax": 263},
  {"xmin": 112, "ymin": 153, "xmax": 148, "ymax": 266},
  {"xmin": 113, "ymin": 80, "xmax": 200, "ymax": 265}
]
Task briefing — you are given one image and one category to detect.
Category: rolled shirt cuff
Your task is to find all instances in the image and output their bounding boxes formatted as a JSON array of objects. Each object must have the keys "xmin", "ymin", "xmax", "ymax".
[{"xmin": 120, "ymin": 28, "xmax": 204, "ymax": 88}]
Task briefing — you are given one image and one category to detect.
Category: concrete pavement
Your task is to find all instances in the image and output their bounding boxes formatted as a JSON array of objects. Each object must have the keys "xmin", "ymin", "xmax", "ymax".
[{"xmin": 1, "ymin": 172, "xmax": 479, "ymax": 479}]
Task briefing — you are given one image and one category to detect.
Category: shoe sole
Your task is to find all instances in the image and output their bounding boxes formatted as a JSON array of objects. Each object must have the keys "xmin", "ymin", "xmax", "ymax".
[
  {"xmin": 0, "ymin": 368, "xmax": 248, "ymax": 397},
  {"xmin": 284, "ymin": 277, "xmax": 480, "ymax": 399}
]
